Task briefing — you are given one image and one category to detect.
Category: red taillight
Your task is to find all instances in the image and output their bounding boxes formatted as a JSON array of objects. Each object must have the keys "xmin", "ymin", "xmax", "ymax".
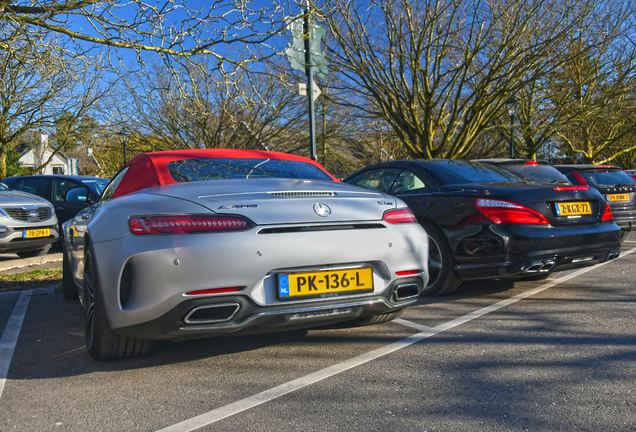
[
  {"xmin": 571, "ymin": 170, "xmax": 588, "ymax": 186},
  {"xmin": 475, "ymin": 198, "xmax": 549, "ymax": 225},
  {"xmin": 553, "ymin": 186, "xmax": 589, "ymax": 191},
  {"xmin": 395, "ymin": 270, "xmax": 422, "ymax": 276},
  {"xmin": 525, "ymin": 161, "xmax": 539, "ymax": 165},
  {"xmin": 129, "ymin": 215, "xmax": 254, "ymax": 235},
  {"xmin": 383, "ymin": 208, "xmax": 417, "ymax": 223},
  {"xmin": 602, "ymin": 204, "xmax": 613, "ymax": 221},
  {"xmin": 185, "ymin": 287, "xmax": 245, "ymax": 295}
]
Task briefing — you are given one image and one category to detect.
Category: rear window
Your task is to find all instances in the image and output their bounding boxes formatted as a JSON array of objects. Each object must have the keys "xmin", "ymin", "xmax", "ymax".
[
  {"xmin": 500, "ymin": 165, "xmax": 570, "ymax": 184},
  {"xmin": 425, "ymin": 160, "xmax": 525, "ymax": 184},
  {"xmin": 579, "ymin": 169, "xmax": 636, "ymax": 187},
  {"xmin": 167, "ymin": 158, "xmax": 333, "ymax": 182}
]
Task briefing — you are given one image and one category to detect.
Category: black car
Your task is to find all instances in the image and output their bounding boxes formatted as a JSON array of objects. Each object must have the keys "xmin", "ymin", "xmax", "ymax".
[
  {"xmin": 3, "ymin": 175, "xmax": 108, "ymax": 235},
  {"xmin": 554, "ymin": 165, "xmax": 636, "ymax": 242},
  {"xmin": 344, "ymin": 160, "xmax": 621, "ymax": 296},
  {"xmin": 474, "ymin": 159, "xmax": 571, "ymax": 185}
]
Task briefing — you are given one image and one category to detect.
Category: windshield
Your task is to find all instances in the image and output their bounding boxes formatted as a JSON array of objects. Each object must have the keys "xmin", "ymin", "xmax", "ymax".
[
  {"xmin": 501, "ymin": 165, "xmax": 571, "ymax": 184},
  {"xmin": 424, "ymin": 160, "xmax": 526, "ymax": 185},
  {"xmin": 167, "ymin": 158, "xmax": 334, "ymax": 182},
  {"xmin": 81, "ymin": 178, "xmax": 109, "ymax": 195},
  {"xmin": 579, "ymin": 169, "xmax": 636, "ymax": 187}
]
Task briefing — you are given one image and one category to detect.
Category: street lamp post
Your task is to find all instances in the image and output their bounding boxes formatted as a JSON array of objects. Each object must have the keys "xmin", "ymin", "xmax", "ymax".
[
  {"xmin": 504, "ymin": 97, "xmax": 519, "ymax": 159},
  {"xmin": 117, "ymin": 128, "xmax": 131, "ymax": 164}
]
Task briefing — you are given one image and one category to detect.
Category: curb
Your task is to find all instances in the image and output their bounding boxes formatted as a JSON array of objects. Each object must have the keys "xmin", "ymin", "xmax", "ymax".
[{"xmin": 0, "ymin": 253, "xmax": 63, "ymax": 272}]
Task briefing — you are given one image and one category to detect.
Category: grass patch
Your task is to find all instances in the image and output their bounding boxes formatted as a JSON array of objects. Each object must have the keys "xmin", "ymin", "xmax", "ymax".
[{"xmin": 0, "ymin": 268, "xmax": 63, "ymax": 292}]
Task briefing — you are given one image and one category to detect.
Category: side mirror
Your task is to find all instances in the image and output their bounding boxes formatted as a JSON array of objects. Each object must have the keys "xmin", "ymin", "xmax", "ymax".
[{"xmin": 65, "ymin": 186, "xmax": 89, "ymax": 203}]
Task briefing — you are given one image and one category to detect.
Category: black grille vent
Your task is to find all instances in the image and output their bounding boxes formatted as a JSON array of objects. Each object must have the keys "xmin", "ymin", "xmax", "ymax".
[
  {"xmin": 2, "ymin": 206, "xmax": 52, "ymax": 222},
  {"xmin": 259, "ymin": 223, "xmax": 385, "ymax": 234}
]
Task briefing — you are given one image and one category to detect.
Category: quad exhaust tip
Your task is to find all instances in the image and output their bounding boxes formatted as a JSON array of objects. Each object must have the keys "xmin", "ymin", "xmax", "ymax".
[
  {"xmin": 608, "ymin": 250, "xmax": 620, "ymax": 261},
  {"xmin": 183, "ymin": 302, "xmax": 240, "ymax": 324},
  {"xmin": 521, "ymin": 259, "xmax": 556, "ymax": 274},
  {"xmin": 394, "ymin": 283, "xmax": 420, "ymax": 301}
]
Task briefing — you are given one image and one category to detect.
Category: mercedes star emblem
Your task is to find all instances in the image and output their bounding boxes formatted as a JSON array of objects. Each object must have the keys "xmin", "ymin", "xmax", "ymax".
[{"xmin": 313, "ymin": 202, "xmax": 332, "ymax": 217}]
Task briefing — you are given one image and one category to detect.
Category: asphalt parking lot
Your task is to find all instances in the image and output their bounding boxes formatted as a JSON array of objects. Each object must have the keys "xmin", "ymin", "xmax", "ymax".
[{"xmin": 1, "ymin": 239, "xmax": 636, "ymax": 431}]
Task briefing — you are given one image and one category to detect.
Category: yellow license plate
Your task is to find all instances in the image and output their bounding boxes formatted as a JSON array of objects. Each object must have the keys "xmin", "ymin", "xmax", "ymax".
[
  {"xmin": 23, "ymin": 229, "xmax": 50, "ymax": 239},
  {"xmin": 555, "ymin": 202, "xmax": 592, "ymax": 216},
  {"xmin": 608, "ymin": 194, "xmax": 630, "ymax": 202},
  {"xmin": 278, "ymin": 267, "xmax": 373, "ymax": 299}
]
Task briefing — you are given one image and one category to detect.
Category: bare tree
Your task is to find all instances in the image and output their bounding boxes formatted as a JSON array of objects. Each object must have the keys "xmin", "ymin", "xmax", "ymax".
[
  {"xmin": 0, "ymin": 25, "xmax": 108, "ymax": 178},
  {"xmin": 316, "ymin": 0, "xmax": 597, "ymax": 159},
  {"xmin": 546, "ymin": 4, "xmax": 636, "ymax": 164},
  {"xmin": 0, "ymin": 0, "xmax": 285, "ymax": 78}
]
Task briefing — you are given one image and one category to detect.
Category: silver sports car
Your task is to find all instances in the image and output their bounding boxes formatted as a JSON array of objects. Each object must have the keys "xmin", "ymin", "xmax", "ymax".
[{"xmin": 62, "ymin": 149, "xmax": 429, "ymax": 360}]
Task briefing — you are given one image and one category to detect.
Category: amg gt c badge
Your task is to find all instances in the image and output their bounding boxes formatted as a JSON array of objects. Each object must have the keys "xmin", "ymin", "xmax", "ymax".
[
  {"xmin": 313, "ymin": 202, "xmax": 332, "ymax": 217},
  {"xmin": 218, "ymin": 204, "xmax": 258, "ymax": 210}
]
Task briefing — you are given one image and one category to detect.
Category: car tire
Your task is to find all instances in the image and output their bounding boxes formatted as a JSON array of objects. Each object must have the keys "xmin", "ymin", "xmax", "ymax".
[
  {"xmin": 83, "ymin": 246, "xmax": 154, "ymax": 360},
  {"xmin": 16, "ymin": 247, "xmax": 50, "ymax": 259},
  {"xmin": 351, "ymin": 308, "xmax": 404, "ymax": 326},
  {"xmin": 620, "ymin": 230, "xmax": 630, "ymax": 243},
  {"xmin": 421, "ymin": 225, "xmax": 461, "ymax": 296},
  {"xmin": 62, "ymin": 247, "xmax": 78, "ymax": 299}
]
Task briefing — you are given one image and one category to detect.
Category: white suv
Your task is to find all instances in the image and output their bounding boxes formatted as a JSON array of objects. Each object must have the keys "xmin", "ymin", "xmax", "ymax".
[{"xmin": 0, "ymin": 183, "xmax": 58, "ymax": 258}]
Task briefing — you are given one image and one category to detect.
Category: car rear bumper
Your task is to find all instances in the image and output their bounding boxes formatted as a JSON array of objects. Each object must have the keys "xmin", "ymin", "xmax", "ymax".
[
  {"xmin": 114, "ymin": 277, "xmax": 423, "ymax": 341},
  {"xmin": 87, "ymin": 221, "xmax": 429, "ymax": 337},
  {"xmin": 452, "ymin": 221, "xmax": 621, "ymax": 280}
]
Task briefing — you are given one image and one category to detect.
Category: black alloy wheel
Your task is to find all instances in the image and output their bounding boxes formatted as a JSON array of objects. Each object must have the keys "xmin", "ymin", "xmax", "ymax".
[
  {"xmin": 422, "ymin": 225, "xmax": 461, "ymax": 296},
  {"xmin": 62, "ymin": 244, "xmax": 78, "ymax": 299},
  {"xmin": 83, "ymin": 245, "xmax": 154, "ymax": 360},
  {"xmin": 83, "ymin": 249, "xmax": 96, "ymax": 353}
]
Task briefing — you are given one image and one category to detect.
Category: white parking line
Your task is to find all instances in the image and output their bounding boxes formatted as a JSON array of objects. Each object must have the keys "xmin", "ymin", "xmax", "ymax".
[
  {"xmin": 0, "ymin": 290, "xmax": 32, "ymax": 400},
  {"xmin": 158, "ymin": 247, "xmax": 636, "ymax": 432}
]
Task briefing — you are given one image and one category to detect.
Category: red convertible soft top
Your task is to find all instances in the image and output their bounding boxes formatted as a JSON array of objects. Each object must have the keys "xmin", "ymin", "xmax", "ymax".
[{"xmin": 113, "ymin": 149, "xmax": 336, "ymax": 198}]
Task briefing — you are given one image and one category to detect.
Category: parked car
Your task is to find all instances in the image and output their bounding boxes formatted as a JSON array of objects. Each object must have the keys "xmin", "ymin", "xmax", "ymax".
[
  {"xmin": 3, "ymin": 175, "xmax": 108, "ymax": 236},
  {"xmin": 0, "ymin": 182, "xmax": 58, "ymax": 258},
  {"xmin": 344, "ymin": 159, "xmax": 621, "ymax": 296},
  {"xmin": 61, "ymin": 149, "xmax": 429, "ymax": 360},
  {"xmin": 473, "ymin": 159, "xmax": 571, "ymax": 185},
  {"xmin": 554, "ymin": 165, "xmax": 636, "ymax": 242}
]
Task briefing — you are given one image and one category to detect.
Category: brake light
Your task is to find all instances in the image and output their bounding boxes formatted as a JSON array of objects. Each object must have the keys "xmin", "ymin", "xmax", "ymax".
[
  {"xmin": 395, "ymin": 270, "xmax": 422, "ymax": 276},
  {"xmin": 475, "ymin": 198, "xmax": 549, "ymax": 225},
  {"xmin": 571, "ymin": 170, "xmax": 588, "ymax": 186},
  {"xmin": 602, "ymin": 204, "xmax": 613, "ymax": 221},
  {"xmin": 525, "ymin": 161, "xmax": 539, "ymax": 165},
  {"xmin": 129, "ymin": 215, "xmax": 254, "ymax": 235},
  {"xmin": 553, "ymin": 186, "xmax": 589, "ymax": 191},
  {"xmin": 383, "ymin": 208, "xmax": 417, "ymax": 223},
  {"xmin": 185, "ymin": 287, "xmax": 245, "ymax": 295}
]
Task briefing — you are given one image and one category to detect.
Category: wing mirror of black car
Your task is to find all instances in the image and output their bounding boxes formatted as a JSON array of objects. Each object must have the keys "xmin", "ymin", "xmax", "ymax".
[{"xmin": 65, "ymin": 186, "xmax": 90, "ymax": 203}]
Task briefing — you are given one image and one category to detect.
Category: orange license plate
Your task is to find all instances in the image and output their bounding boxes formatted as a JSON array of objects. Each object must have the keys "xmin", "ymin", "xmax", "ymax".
[
  {"xmin": 278, "ymin": 267, "xmax": 373, "ymax": 299},
  {"xmin": 608, "ymin": 194, "xmax": 630, "ymax": 202},
  {"xmin": 23, "ymin": 229, "xmax": 50, "ymax": 239},
  {"xmin": 555, "ymin": 202, "xmax": 592, "ymax": 216}
]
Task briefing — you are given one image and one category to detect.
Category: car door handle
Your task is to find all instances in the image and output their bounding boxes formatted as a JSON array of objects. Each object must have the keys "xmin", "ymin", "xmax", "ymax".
[{"xmin": 57, "ymin": 207, "xmax": 66, "ymax": 211}]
